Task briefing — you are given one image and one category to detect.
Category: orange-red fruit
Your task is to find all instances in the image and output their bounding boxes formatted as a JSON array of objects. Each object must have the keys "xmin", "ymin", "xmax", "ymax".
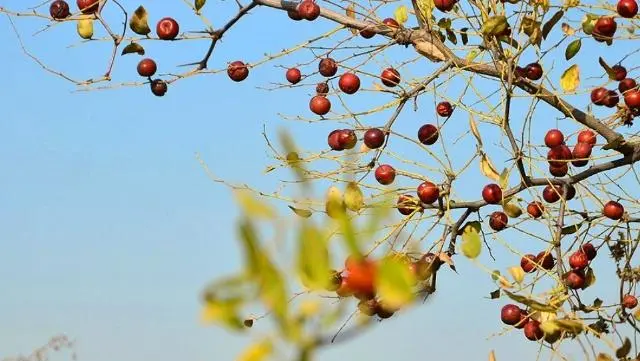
[
  {"xmin": 577, "ymin": 129, "xmax": 597, "ymax": 146},
  {"xmin": 436, "ymin": 101, "xmax": 453, "ymax": 117},
  {"xmin": 360, "ymin": 22, "xmax": 376, "ymax": 38},
  {"xmin": 286, "ymin": 68, "xmax": 302, "ymax": 84},
  {"xmin": 227, "ymin": 61, "xmax": 249, "ymax": 82},
  {"xmin": 547, "ymin": 144, "xmax": 572, "ymax": 167},
  {"xmin": 542, "ymin": 185, "xmax": 561, "ymax": 203},
  {"xmin": 397, "ymin": 194, "xmax": 419, "ymax": 215},
  {"xmin": 338, "ymin": 72, "xmax": 361, "ymax": 94},
  {"xmin": 137, "ymin": 58, "xmax": 157, "ymax": 77},
  {"xmin": 565, "ymin": 270, "xmax": 586, "ymax": 289},
  {"xmin": 593, "ymin": 16, "xmax": 617, "ymax": 40},
  {"xmin": 77, "ymin": 0, "xmax": 99, "ymax": 14},
  {"xmin": 604, "ymin": 90, "xmax": 620, "ymax": 108},
  {"xmin": 618, "ymin": 0, "xmax": 639, "ymax": 18},
  {"xmin": 338, "ymin": 129, "xmax": 357, "ymax": 150},
  {"xmin": 549, "ymin": 163, "xmax": 568, "ymax": 177},
  {"xmin": 287, "ymin": 9, "xmax": 302, "ymax": 20},
  {"xmin": 417, "ymin": 124, "xmax": 439, "ymax": 145},
  {"xmin": 380, "ymin": 68, "xmax": 401, "ymax": 87},
  {"xmin": 382, "ymin": 18, "xmax": 399, "ymax": 28},
  {"xmin": 343, "ymin": 257, "xmax": 377, "ymax": 295},
  {"xmin": 568, "ymin": 251, "xmax": 589, "ymax": 270},
  {"xmin": 624, "ymin": 89, "xmax": 640, "ymax": 109},
  {"xmin": 612, "ymin": 65, "xmax": 628, "ymax": 81},
  {"xmin": 619, "ymin": 78, "xmax": 637, "ymax": 94},
  {"xmin": 50, "ymin": 0, "xmax": 70, "ymax": 19},
  {"xmin": 328, "ymin": 130, "xmax": 342, "ymax": 151},
  {"xmin": 521, "ymin": 254, "xmax": 537, "ymax": 273},
  {"xmin": 527, "ymin": 201, "xmax": 544, "ymax": 218},
  {"xmin": 525, "ymin": 63, "xmax": 543, "ymax": 81},
  {"xmin": 364, "ymin": 128, "xmax": 385, "ymax": 149},
  {"xmin": 501, "ymin": 304, "xmax": 522, "ymax": 325},
  {"xmin": 536, "ymin": 251, "xmax": 555, "ymax": 270},
  {"xmin": 572, "ymin": 142, "xmax": 593, "ymax": 167},
  {"xmin": 544, "ymin": 129, "xmax": 564, "ymax": 148},
  {"xmin": 318, "ymin": 58, "xmax": 338, "ymax": 77},
  {"xmin": 316, "ymin": 82, "xmax": 329, "ymax": 96},
  {"xmin": 603, "ymin": 200, "xmax": 624, "ymax": 220},
  {"xmin": 417, "ymin": 181, "xmax": 439, "ymax": 204},
  {"xmin": 150, "ymin": 79, "xmax": 167, "ymax": 97},
  {"xmin": 623, "ymin": 294, "xmax": 638, "ymax": 309},
  {"xmin": 434, "ymin": 0, "xmax": 456, "ymax": 12},
  {"xmin": 581, "ymin": 243, "xmax": 597, "ymax": 260},
  {"xmin": 297, "ymin": 0, "xmax": 320, "ymax": 21},
  {"xmin": 489, "ymin": 211, "xmax": 508, "ymax": 231},
  {"xmin": 375, "ymin": 164, "xmax": 396, "ymax": 185},
  {"xmin": 524, "ymin": 320, "xmax": 543, "ymax": 341},
  {"xmin": 591, "ymin": 87, "xmax": 608, "ymax": 105},
  {"xmin": 156, "ymin": 17, "xmax": 180, "ymax": 40},
  {"xmin": 335, "ymin": 278, "xmax": 354, "ymax": 297},
  {"xmin": 482, "ymin": 183, "xmax": 502, "ymax": 204},
  {"xmin": 310, "ymin": 96, "xmax": 331, "ymax": 115}
]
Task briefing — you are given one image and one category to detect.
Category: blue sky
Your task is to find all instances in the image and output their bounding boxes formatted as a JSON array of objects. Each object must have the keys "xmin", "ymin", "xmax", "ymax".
[{"xmin": 1, "ymin": 0, "xmax": 637, "ymax": 360}]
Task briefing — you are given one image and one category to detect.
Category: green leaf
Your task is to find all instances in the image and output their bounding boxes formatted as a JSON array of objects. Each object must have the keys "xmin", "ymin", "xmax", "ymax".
[
  {"xmin": 481, "ymin": 16, "xmax": 508, "ymax": 36},
  {"xmin": 581, "ymin": 14, "xmax": 597, "ymax": 35},
  {"xmin": 616, "ymin": 338, "xmax": 632, "ymax": 358},
  {"xmin": 565, "ymin": 39, "xmax": 581, "ymax": 60},
  {"xmin": 297, "ymin": 223, "xmax": 331, "ymax": 290},
  {"xmin": 201, "ymin": 274, "xmax": 250, "ymax": 331},
  {"xmin": 503, "ymin": 290, "xmax": 560, "ymax": 312},
  {"xmin": 121, "ymin": 42, "xmax": 145, "ymax": 56},
  {"xmin": 195, "ymin": 0, "xmax": 206, "ymax": 11},
  {"xmin": 498, "ymin": 168, "xmax": 510, "ymax": 189},
  {"xmin": 542, "ymin": 10, "xmax": 564, "ymax": 39},
  {"xmin": 460, "ymin": 221, "xmax": 482, "ymax": 259},
  {"xmin": 344, "ymin": 182, "xmax": 364, "ymax": 212},
  {"xmin": 376, "ymin": 257, "xmax": 416, "ymax": 309},
  {"xmin": 129, "ymin": 6, "xmax": 151, "ymax": 36},
  {"xmin": 598, "ymin": 57, "xmax": 618, "ymax": 80},
  {"xmin": 289, "ymin": 205, "xmax": 312, "ymax": 218},
  {"xmin": 561, "ymin": 222, "xmax": 583, "ymax": 234}
]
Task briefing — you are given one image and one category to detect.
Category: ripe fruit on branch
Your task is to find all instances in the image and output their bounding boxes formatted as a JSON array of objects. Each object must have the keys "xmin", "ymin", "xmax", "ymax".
[
  {"xmin": 591, "ymin": 87, "xmax": 608, "ymax": 106},
  {"xmin": 397, "ymin": 194, "xmax": 420, "ymax": 215},
  {"xmin": 434, "ymin": 0, "xmax": 456, "ymax": 12},
  {"xmin": 358, "ymin": 299, "xmax": 378, "ymax": 316},
  {"xmin": 150, "ymin": 79, "xmax": 167, "ymax": 97},
  {"xmin": 344, "ymin": 256, "xmax": 377, "ymax": 295},
  {"xmin": 619, "ymin": 78, "xmax": 637, "ymax": 94},
  {"xmin": 524, "ymin": 320, "xmax": 543, "ymax": 341},
  {"xmin": 380, "ymin": 68, "xmax": 401, "ymax": 87},
  {"xmin": 612, "ymin": 65, "xmax": 628, "ymax": 81},
  {"xmin": 364, "ymin": 128, "xmax": 385, "ymax": 149},
  {"xmin": 328, "ymin": 130, "xmax": 342, "ymax": 151},
  {"xmin": 547, "ymin": 145, "xmax": 572, "ymax": 167},
  {"xmin": 77, "ymin": 0, "xmax": 99, "ymax": 14},
  {"xmin": 336, "ymin": 278, "xmax": 354, "ymax": 297},
  {"xmin": 603, "ymin": 200, "xmax": 624, "ymax": 220},
  {"xmin": 310, "ymin": 95, "xmax": 331, "ymax": 115},
  {"xmin": 542, "ymin": 185, "xmax": 561, "ymax": 203},
  {"xmin": 137, "ymin": 58, "xmax": 157, "ymax": 77},
  {"xmin": 417, "ymin": 124, "xmax": 439, "ymax": 145},
  {"xmin": 604, "ymin": 90, "xmax": 620, "ymax": 108},
  {"xmin": 338, "ymin": 72, "xmax": 361, "ymax": 94},
  {"xmin": 482, "ymin": 184, "xmax": 502, "ymax": 204},
  {"xmin": 375, "ymin": 164, "xmax": 396, "ymax": 185},
  {"xmin": 338, "ymin": 129, "xmax": 357, "ymax": 150},
  {"xmin": 568, "ymin": 251, "xmax": 589, "ymax": 270},
  {"xmin": 593, "ymin": 16, "xmax": 617, "ymax": 40},
  {"xmin": 417, "ymin": 181, "xmax": 439, "ymax": 204},
  {"xmin": 501, "ymin": 304, "xmax": 522, "ymax": 325},
  {"xmin": 623, "ymin": 294, "xmax": 638, "ymax": 309},
  {"xmin": 436, "ymin": 101, "xmax": 453, "ymax": 117},
  {"xmin": 287, "ymin": 9, "xmax": 302, "ymax": 20},
  {"xmin": 50, "ymin": 0, "xmax": 70, "ymax": 19},
  {"xmin": 549, "ymin": 164, "xmax": 568, "ymax": 177},
  {"xmin": 526, "ymin": 201, "xmax": 544, "ymax": 218},
  {"xmin": 544, "ymin": 129, "xmax": 564, "ymax": 148},
  {"xmin": 318, "ymin": 58, "xmax": 338, "ymax": 77},
  {"xmin": 571, "ymin": 142, "xmax": 593, "ymax": 167},
  {"xmin": 624, "ymin": 89, "xmax": 640, "ymax": 109},
  {"xmin": 565, "ymin": 270, "xmax": 586, "ymax": 289},
  {"xmin": 297, "ymin": 0, "xmax": 320, "ymax": 21},
  {"xmin": 156, "ymin": 17, "xmax": 180, "ymax": 40},
  {"xmin": 360, "ymin": 22, "xmax": 376, "ymax": 38},
  {"xmin": 227, "ymin": 61, "xmax": 249, "ymax": 82},
  {"xmin": 581, "ymin": 243, "xmax": 597, "ymax": 260},
  {"xmin": 525, "ymin": 63, "xmax": 543, "ymax": 81},
  {"xmin": 536, "ymin": 251, "xmax": 555, "ymax": 270},
  {"xmin": 618, "ymin": 0, "xmax": 639, "ymax": 18},
  {"xmin": 489, "ymin": 211, "xmax": 508, "ymax": 231},
  {"xmin": 382, "ymin": 18, "xmax": 399, "ymax": 28},
  {"xmin": 286, "ymin": 68, "xmax": 302, "ymax": 84},
  {"xmin": 316, "ymin": 82, "xmax": 329, "ymax": 96},
  {"xmin": 521, "ymin": 254, "xmax": 537, "ymax": 273},
  {"xmin": 577, "ymin": 129, "xmax": 597, "ymax": 146}
]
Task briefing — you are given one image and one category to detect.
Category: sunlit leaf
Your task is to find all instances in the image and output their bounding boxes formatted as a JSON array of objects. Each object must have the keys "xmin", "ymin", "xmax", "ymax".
[
  {"xmin": 596, "ymin": 354, "xmax": 613, "ymax": 361},
  {"xmin": 498, "ymin": 168, "xmax": 510, "ymax": 189},
  {"xmin": 469, "ymin": 114, "xmax": 483, "ymax": 145},
  {"xmin": 481, "ymin": 16, "xmax": 508, "ymax": 36},
  {"xmin": 480, "ymin": 152, "xmax": 501, "ymax": 181},
  {"xmin": 289, "ymin": 206, "xmax": 312, "ymax": 218},
  {"xmin": 489, "ymin": 350, "xmax": 496, "ymax": 361},
  {"xmin": 325, "ymin": 186, "xmax": 346, "ymax": 219},
  {"xmin": 394, "ymin": 5, "xmax": 408, "ymax": 25},
  {"xmin": 235, "ymin": 190, "xmax": 276, "ymax": 219},
  {"xmin": 598, "ymin": 57, "xmax": 618, "ymax": 80},
  {"xmin": 130, "ymin": 6, "xmax": 151, "ymax": 35},
  {"xmin": 503, "ymin": 202, "xmax": 523, "ymax": 218},
  {"xmin": 553, "ymin": 319, "xmax": 584, "ymax": 334},
  {"xmin": 565, "ymin": 39, "xmax": 581, "ymax": 60},
  {"xmin": 376, "ymin": 257, "xmax": 415, "ymax": 309},
  {"xmin": 461, "ymin": 221, "xmax": 482, "ymax": 259},
  {"xmin": 560, "ymin": 64, "xmax": 580, "ymax": 92},
  {"xmin": 297, "ymin": 223, "xmax": 331, "ymax": 290},
  {"xmin": 561, "ymin": 22, "xmax": 575, "ymax": 35},
  {"xmin": 503, "ymin": 290, "xmax": 560, "ymax": 312},
  {"xmin": 237, "ymin": 339, "xmax": 273, "ymax": 361},
  {"xmin": 195, "ymin": 0, "xmax": 206, "ymax": 12},
  {"xmin": 582, "ymin": 14, "xmax": 598, "ymax": 35},
  {"xmin": 508, "ymin": 266, "xmax": 524, "ymax": 284},
  {"xmin": 344, "ymin": 182, "xmax": 364, "ymax": 212},
  {"xmin": 121, "ymin": 42, "xmax": 145, "ymax": 55},
  {"xmin": 77, "ymin": 16, "xmax": 94, "ymax": 39},
  {"xmin": 416, "ymin": 0, "xmax": 434, "ymax": 26},
  {"xmin": 201, "ymin": 298, "xmax": 245, "ymax": 330}
]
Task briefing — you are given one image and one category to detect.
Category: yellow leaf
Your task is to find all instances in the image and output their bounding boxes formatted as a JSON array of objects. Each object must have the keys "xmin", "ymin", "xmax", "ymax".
[
  {"xmin": 561, "ymin": 22, "xmax": 575, "ymax": 35},
  {"xmin": 195, "ymin": 0, "xmax": 206, "ymax": 11},
  {"xmin": 129, "ymin": 5, "xmax": 151, "ymax": 35},
  {"xmin": 297, "ymin": 223, "xmax": 331, "ymax": 290},
  {"xmin": 298, "ymin": 300, "xmax": 321, "ymax": 317},
  {"xmin": 346, "ymin": 4, "xmax": 357, "ymax": 34},
  {"xmin": 344, "ymin": 182, "xmax": 364, "ymax": 212},
  {"xmin": 596, "ymin": 354, "xmax": 614, "ymax": 361},
  {"xmin": 394, "ymin": 5, "xmax": 409, "ymax": 25},
  {"xmin": 480, "ymin": 152, "xmax": 500, "ymax": 181},
  {"xmin": 235, "ymin": 190, "xmax": 276, "ymax": 219},
  {"xmin": 288, "ymin": 206, "xmax": 312, "ymax": 218},
  {"xmin": 415, "ymin": 0, "xmax": 434, "ymax": 25},
  {"xmin": 460, "ymin": 221, "xmax": 482, "ymax": 259},
  {"xmin": 508, "ymin": 266, "xmax": 525, "ymax": 284},
  {"xmin": 634, "ymin": 308, "xmax": 640, "ymax": 321},
  {"xmin": 237, "ymin": 340, "xmax": 273, "ymax": 361},
  {"xmin": 325, "ymin": 186, "xmax": 346, "ymax": 219},
  {"xmin": 469, "ymin": 114, "xmax": 483, "ymax": 146},
  {"xmin": 489, "ymin": 350, "xmax": 496, "ymax": 361},
  {"xmin": 77, "ymin": 17, "xmax": 94, "ymax": 39},
  {"xmin": 560, "ymin": 64, "xmax": 580, "ymax": 92},
  {"xmin": 503, "ymin": 202, "xmax": 523, "ymax": 218},
  {"xmin": 376, "ymin": 257, "xmax": 416, "ymax": 309}
]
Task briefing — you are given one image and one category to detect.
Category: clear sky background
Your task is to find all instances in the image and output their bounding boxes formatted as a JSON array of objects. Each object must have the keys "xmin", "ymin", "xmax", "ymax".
[{"xmin": 0, "ymin": 0, "xmax": 636, "ymax": 360}]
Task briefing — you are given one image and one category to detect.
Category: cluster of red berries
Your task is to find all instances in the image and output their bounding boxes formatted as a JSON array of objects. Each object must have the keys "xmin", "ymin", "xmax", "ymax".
[{"xmin": 544, "ymin": 128, "xmax": 596, "ymax": 177}]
